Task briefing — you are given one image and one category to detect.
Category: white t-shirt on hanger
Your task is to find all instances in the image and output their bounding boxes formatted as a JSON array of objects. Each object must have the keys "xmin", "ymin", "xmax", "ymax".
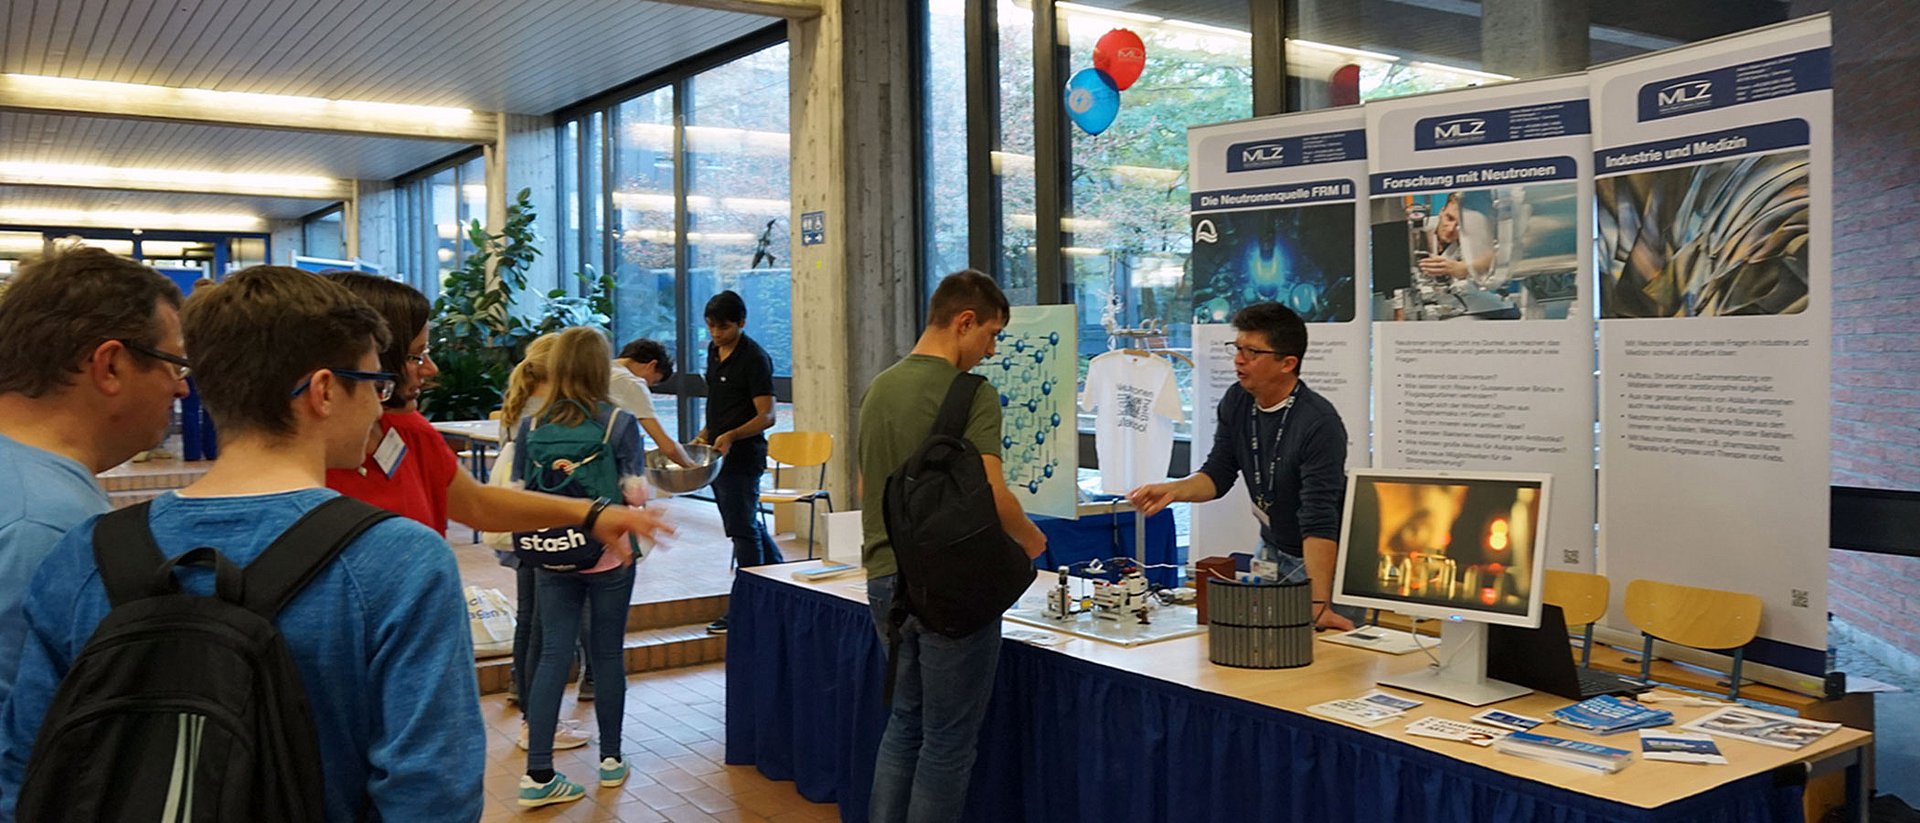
[{"xmin": 1081, "ymin": 351, "xmax": 1184, "ymax": 494}]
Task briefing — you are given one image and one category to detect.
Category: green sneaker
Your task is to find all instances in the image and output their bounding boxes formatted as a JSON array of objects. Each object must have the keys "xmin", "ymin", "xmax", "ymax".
[
  {"xmin": 598, "ymin": 756, "xmax": 628, "ymax": 788},
  {"xmin": 518, "ymin": 773, "xmax": 585, "ymax": 807}
]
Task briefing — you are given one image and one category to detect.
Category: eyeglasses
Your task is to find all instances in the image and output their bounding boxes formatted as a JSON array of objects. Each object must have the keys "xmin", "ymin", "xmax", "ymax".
[
  {"xmin": 404, "ymin": 350, "xmax": 432, "ymax": 367},
  {"xmin": 290, "ymin": 369, "xmax": 398, "ymax": 402},
  {"xmin": 115, "ymin": 339, "xmax": 192, "ymax": 380},
  {"xmin": 1222, "ymin": 341, "xmax": 1286, "ymax": 360}
]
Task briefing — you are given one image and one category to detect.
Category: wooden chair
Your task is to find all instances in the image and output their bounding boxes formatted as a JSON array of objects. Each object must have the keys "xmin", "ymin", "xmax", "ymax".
[
  {"xmin": 1543, "ymin": 570, "xmax": 1609, "ymax": 667},
  {"xmin": 761, "ymin": 431, "xmax": 834, "ymax": 559},
  {"xmin": 1623, "ymin": 579, "xmax": 1764, "ymax": 700}
]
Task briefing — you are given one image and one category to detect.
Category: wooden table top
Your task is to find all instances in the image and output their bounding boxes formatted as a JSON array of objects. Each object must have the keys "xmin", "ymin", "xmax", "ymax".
[{"xmin": 750, "ymin": 561, "xmax": 1872, "ymax": 810}]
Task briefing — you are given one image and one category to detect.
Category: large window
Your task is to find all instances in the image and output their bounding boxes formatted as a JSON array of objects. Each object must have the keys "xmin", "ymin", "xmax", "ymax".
[
  {"xmin": 394, "ymin": 149, "xmax": 486, "ymax": 301},
  {"xmin": 921, "ymin": 0, "xmax": 970, "ymax": 295},
  {"xmin": 686, "ymin": 43, "xmax": 793, "ymax": 377},
  {"xmin": 300, "ymin": 207, "xmax": 346, "ymax": 260},
  {"xmin": 556, "ymin": 31, "xmax": 791, "ymax": 442},
  {"xmin": 1059, "ymin": 2, "xmax": 1251, "ymax": 388},
  {"xmin": 610, "ymin": 89, "xmax": 677, "ymax": 356}
]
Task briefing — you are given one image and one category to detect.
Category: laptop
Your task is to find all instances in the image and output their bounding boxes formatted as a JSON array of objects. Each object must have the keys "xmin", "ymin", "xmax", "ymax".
[{"xmin": 1487, "ymin": 604, "xmax": 1654, "ymax": 700}]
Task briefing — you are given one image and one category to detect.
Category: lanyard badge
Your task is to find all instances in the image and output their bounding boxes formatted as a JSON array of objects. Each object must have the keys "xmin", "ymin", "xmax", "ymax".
[{"xmin": 1247, "ymin": 385, "xmax": 1300, "ymax": 513}]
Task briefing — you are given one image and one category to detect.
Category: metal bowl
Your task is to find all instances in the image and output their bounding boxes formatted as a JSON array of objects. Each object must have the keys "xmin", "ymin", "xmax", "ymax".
[{"xmin": 643, "ymin": 444, "xmax": 723, "ymax": 495}]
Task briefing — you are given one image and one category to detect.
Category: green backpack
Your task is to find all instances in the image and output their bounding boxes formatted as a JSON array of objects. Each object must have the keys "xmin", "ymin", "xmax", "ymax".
[{"xmin": 511, "ymin": 401, "xmax": 627, "ymax": 571}]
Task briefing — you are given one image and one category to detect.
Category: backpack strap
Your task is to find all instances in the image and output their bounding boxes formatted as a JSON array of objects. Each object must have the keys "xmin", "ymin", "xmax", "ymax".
[
  {"xmin": 241, "ymin": 497, "xmax": 398, "ymax": 619},
  {"xmin": 92, "ymin": 502, "xmax": 169, "ymax": 608},
  {"xmin": 933, "ymin": 373, "xmax": 986, "ymax": 441}
]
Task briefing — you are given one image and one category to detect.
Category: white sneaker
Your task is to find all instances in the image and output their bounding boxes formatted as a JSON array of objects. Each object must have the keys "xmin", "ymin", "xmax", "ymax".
[{"xmin": 518, "ymin": 720, "xmax": 591, "ymax": 751}]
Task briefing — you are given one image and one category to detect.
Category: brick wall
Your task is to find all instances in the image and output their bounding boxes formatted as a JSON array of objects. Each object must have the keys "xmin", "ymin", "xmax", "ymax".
[{"xmin": 1814, "ymin": 0, "xmax": 1920, "ymax": 660}]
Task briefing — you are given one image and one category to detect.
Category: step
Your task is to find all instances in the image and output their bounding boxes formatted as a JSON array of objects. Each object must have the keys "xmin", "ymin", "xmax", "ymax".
[
  {"xmin": 473, "ymin": 623, "xmax": 727, "ymax": 695},
  {"xmin": 108, "ymin": 489, "xmax": 170, "ymax": 510},
  {"xmin": 625, "ymin": 594, "xmax": 728, "ymax": 632},
  {"xmin": 96, "ymin": 463, "xmax": 208, "ymax": 493}
]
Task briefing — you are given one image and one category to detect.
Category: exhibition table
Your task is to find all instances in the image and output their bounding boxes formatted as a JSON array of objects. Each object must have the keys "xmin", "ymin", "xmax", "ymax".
[
  {"xmin": 725, "ymin": 561, "xmax": 1870, "ymax": 823},
  {"xmin": 430, "ymin": 419, "xmax": 499, "ymax": 479}
]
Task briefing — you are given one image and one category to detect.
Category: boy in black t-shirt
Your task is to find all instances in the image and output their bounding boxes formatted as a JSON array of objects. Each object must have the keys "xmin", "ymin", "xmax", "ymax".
[{"xmin": 693, "ymin": 291, "xmax": 781, "ymax": 632}]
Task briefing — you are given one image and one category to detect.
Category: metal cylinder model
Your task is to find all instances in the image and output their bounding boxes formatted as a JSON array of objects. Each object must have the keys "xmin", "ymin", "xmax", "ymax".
[{"xmin": 1205, "ymin": 577, "xmax": 1314, "ymax": 669}]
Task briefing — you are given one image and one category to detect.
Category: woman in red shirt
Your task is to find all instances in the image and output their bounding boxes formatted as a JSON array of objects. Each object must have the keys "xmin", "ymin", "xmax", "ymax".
[{"xmin": 323, "ymin": 273, "xmax": 667, "ymax": 548}]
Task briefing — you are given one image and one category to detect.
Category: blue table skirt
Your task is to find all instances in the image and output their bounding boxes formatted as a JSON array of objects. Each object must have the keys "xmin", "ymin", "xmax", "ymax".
[{"xmin": 724, "ymin": 570, "xmax": 1802, "ymax": 823}]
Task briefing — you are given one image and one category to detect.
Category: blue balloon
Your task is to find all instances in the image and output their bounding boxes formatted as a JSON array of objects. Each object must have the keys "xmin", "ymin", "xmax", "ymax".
[{"xmin": 1064, "ymin": 68, "xmax": 1121, "ymax": 136}]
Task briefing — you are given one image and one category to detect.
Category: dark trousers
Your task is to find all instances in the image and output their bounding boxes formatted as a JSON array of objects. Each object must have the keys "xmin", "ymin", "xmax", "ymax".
[
  {"xmin": 711, "ymin": 438, "xmax": 783, "ymax": 568},
  {"xmin": 180, "ymin": 386, "xmax": 218, "ymax": 461}
]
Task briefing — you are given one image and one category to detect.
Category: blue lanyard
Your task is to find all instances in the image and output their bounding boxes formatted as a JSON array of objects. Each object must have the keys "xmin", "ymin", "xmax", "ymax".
[{"xmin": 1247, "ymin": 384, "xmax": 1300, "ymax": 513}]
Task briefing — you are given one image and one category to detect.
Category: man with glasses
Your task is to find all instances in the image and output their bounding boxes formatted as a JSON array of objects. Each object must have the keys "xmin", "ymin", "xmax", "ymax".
[
  {"xmin": 0, "ymin": 247, "xmax": 189, "ymax": 706},
  {"xmin": 1126, "ymin": 302, "xmax": 1357, "ymax": 631},
  {"xmin": 0, "ymin": 265, "xmax": 484, "ymax": 820}
]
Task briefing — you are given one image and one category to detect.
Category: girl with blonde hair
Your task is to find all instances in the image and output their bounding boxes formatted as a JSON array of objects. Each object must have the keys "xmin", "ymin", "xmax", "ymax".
[{"xmin": 513, "ymin": 326, "xmax": 649, "ymax": 808}]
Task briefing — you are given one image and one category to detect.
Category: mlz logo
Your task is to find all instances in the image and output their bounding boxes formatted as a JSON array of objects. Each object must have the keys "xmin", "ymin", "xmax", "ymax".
[
  {"xmin": 1657, "ymin": 79, "xmax": 1713, "ymax": 109},
  {"xmin": 1238, "ymin": 141, "xmax": 1285, "ymax": 166},
  {"xmin": 1432, "ymin": 117, "xmax": 1488, "ymax": 142}
]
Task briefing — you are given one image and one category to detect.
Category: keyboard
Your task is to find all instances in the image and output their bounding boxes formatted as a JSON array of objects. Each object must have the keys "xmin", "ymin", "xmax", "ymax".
[{"xmin": 1577, "ymin": 667, "xmax": 1651, "ymax": 698}]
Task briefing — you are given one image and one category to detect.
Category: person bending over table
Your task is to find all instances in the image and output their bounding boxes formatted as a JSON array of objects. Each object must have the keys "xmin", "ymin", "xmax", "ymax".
[{"xmin": 1127, "ymin": 302, "xmax": 1357, "ymax": 631}]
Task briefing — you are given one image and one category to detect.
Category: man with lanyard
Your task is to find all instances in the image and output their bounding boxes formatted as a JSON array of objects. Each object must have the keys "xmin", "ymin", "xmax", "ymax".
[{"xmin": 1127, "ymin": 302, "xmax": 1356, "ymax": 631}]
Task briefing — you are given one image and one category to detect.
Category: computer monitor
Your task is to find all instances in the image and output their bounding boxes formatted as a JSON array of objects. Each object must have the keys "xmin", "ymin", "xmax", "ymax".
[{"xmin": 1333, "ymin": 468, "xmax": 1552, "ymax": 705}]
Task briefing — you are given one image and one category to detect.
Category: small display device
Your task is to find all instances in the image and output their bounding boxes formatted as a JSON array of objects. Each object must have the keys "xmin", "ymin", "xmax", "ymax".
[{"xmin": 1333, "ymin": 469, "xmax": 1552, "ymax": 705}]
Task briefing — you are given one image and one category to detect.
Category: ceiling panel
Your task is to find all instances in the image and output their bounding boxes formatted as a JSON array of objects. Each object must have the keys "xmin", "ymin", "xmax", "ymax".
[
  {"xmin": 2, "ymin": 0, "xmax": 780, "ymax": 114},
  {"xmin": 0, "ymin": 112, "xmax": 475, "ymax": 179},
  {"xmin": 0, "ymin": 184, "xmax": 337, "ymax": 222}
]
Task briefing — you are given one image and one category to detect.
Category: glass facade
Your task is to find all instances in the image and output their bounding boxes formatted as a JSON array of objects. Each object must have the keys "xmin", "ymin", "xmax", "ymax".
[
  {"xmin": 556, "ymin": 36, "xmax": 792, "ymax": 441},
  {"xmin": 394, "ymin": 149, "xmax": 485, "ymax": 301}
]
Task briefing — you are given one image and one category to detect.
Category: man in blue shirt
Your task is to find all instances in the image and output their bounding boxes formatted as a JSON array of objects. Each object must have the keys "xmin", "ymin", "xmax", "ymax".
[
  {"xmin": 0, "ymin": 266, "xmax": 485, "ymax": 822},
  {"xmin": 0, "ymin": 248, "xmax": 189, "ymax": 709},
  {"xmin": 1128, "ymin": 302, "xmax": 1356, "ymax": 631}
]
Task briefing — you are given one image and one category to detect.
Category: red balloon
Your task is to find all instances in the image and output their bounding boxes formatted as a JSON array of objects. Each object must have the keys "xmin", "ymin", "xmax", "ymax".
[{"xmin": 1093, "ymin": 28, "xmax": 1147, "ymax": 91}]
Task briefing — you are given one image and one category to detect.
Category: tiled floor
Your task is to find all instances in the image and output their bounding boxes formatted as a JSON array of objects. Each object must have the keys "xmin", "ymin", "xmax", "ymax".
[{"xmin": 481, "ymin": 663, "xmax": 840, "ymax": 822}]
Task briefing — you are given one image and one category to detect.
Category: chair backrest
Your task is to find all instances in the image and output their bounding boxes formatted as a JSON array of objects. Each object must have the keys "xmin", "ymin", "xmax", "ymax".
[
  {"xmin": 1543, "ymin": 570, "xmax": 1609, "ymax": 628},
  {"xmin": 768, "ymin": 431, "xmax": 833, "ymax": 469},
  {"xmin": 1623, "ymin": 578, "xmax": 1763, "ymax": 651}
]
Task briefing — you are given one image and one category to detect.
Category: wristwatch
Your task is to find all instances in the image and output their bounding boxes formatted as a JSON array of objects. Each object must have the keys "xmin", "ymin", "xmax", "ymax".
[{"xmin": 582, "ymin": 497, "xmax": 614, "ymax": 532}]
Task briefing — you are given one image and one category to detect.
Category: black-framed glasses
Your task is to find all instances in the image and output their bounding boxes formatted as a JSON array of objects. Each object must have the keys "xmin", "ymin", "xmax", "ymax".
[
  {"xmin": 290, "ymin": 369, "xmax": 397, "ymax": 402},
  {"xmin": 114, "ymin": 339, "xmax": 192, "ymax": 380},
  {"xmin": 1222, "ymin": 341, "xmax": 1285, "ymax": 360}
]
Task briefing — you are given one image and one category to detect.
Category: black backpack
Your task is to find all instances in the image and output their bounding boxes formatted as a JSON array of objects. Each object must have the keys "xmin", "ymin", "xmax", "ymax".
[
  {"xmin": 882, "ymin": 373, "xmax": 1036, "ymax": 639},
  {"xmin": 16, "ymin": 496, "xmax": 395, "ymax": 823}
]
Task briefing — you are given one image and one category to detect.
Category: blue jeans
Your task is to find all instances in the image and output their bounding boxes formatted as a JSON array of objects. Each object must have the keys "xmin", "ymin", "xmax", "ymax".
[
  {"xmin": 179, "ymin": 384, "xmax": 218, "ymax": 461},
  {"xmin": 510, "ymin": 565, "xmax": 594, "ymax": 705},
  {"xmin": 711, "ymin": 438, "xmax": 782, "ymax": 568},
  {"xmin": 524, "ymin": 562, "xmax": 633, "ymax": 770},
  {"xmin": 867, "ymin": 574, "xmax": 1002, "ymax": 823}
]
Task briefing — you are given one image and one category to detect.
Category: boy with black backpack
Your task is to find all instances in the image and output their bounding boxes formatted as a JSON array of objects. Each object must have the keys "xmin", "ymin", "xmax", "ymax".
[
  {"xmin": 0, "ymin": 267, "xmax": 484, "ymax": 823},
  {"xmin": 856, "ymin": 270, "xmax": 1047, "ymax": 823}
]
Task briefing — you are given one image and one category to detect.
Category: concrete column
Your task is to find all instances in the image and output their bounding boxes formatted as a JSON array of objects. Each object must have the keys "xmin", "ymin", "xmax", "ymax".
[
  {"xmin": 268, "ymin": 220, "xmax": 302, "ymax": 264},
  {"xmin": 502, "ymin": 112, "xmax": 561, "ymax": 301},
  {"xmin": 1481, "ymin": 0, "xmax": 1590, "ymax": 78},
  {"xmin": 353, "ymin": 179, "xmax": 400, "ymax": 274},
  {"xmin": 788, "ymin": 0, "xmax": 921, "ymax": 530}
]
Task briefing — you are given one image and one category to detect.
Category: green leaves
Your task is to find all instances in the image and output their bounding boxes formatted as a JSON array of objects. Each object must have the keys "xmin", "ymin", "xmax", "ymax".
[{"xmin": 420, "ymin": 187, "xmax": 615, "ymax": 421}]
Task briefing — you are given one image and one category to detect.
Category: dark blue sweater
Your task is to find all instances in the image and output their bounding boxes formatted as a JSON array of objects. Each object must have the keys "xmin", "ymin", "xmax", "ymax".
[{"xmin": 1196, "ymin": 381, "xmax": 1348, "ymax": 557}]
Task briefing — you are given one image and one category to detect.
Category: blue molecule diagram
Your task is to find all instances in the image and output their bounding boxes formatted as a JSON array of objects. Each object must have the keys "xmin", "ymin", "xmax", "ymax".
[{"xmin": 975, "ymin": 327, "xmax": 1067, "ymax": 497}]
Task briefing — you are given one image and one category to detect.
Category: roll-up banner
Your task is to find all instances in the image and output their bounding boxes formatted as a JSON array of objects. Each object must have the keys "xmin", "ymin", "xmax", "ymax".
[
  {"xmin": 1187, "ymin": 108, "xmax": 1371, "ymax": 556},
  {"xmin": 1365, "ymin": 75, "xmax": 1599, "ymax": 573},
  {"xmin": 1590, "ymin": 16, "xmax": 1831, "ymax": 679}
]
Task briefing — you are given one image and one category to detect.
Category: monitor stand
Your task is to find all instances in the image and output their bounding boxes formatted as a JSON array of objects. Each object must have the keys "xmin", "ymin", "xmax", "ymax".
[{"xmin": 1377, "ymin": 620, "xmax": 1532, "ymax": 706}]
